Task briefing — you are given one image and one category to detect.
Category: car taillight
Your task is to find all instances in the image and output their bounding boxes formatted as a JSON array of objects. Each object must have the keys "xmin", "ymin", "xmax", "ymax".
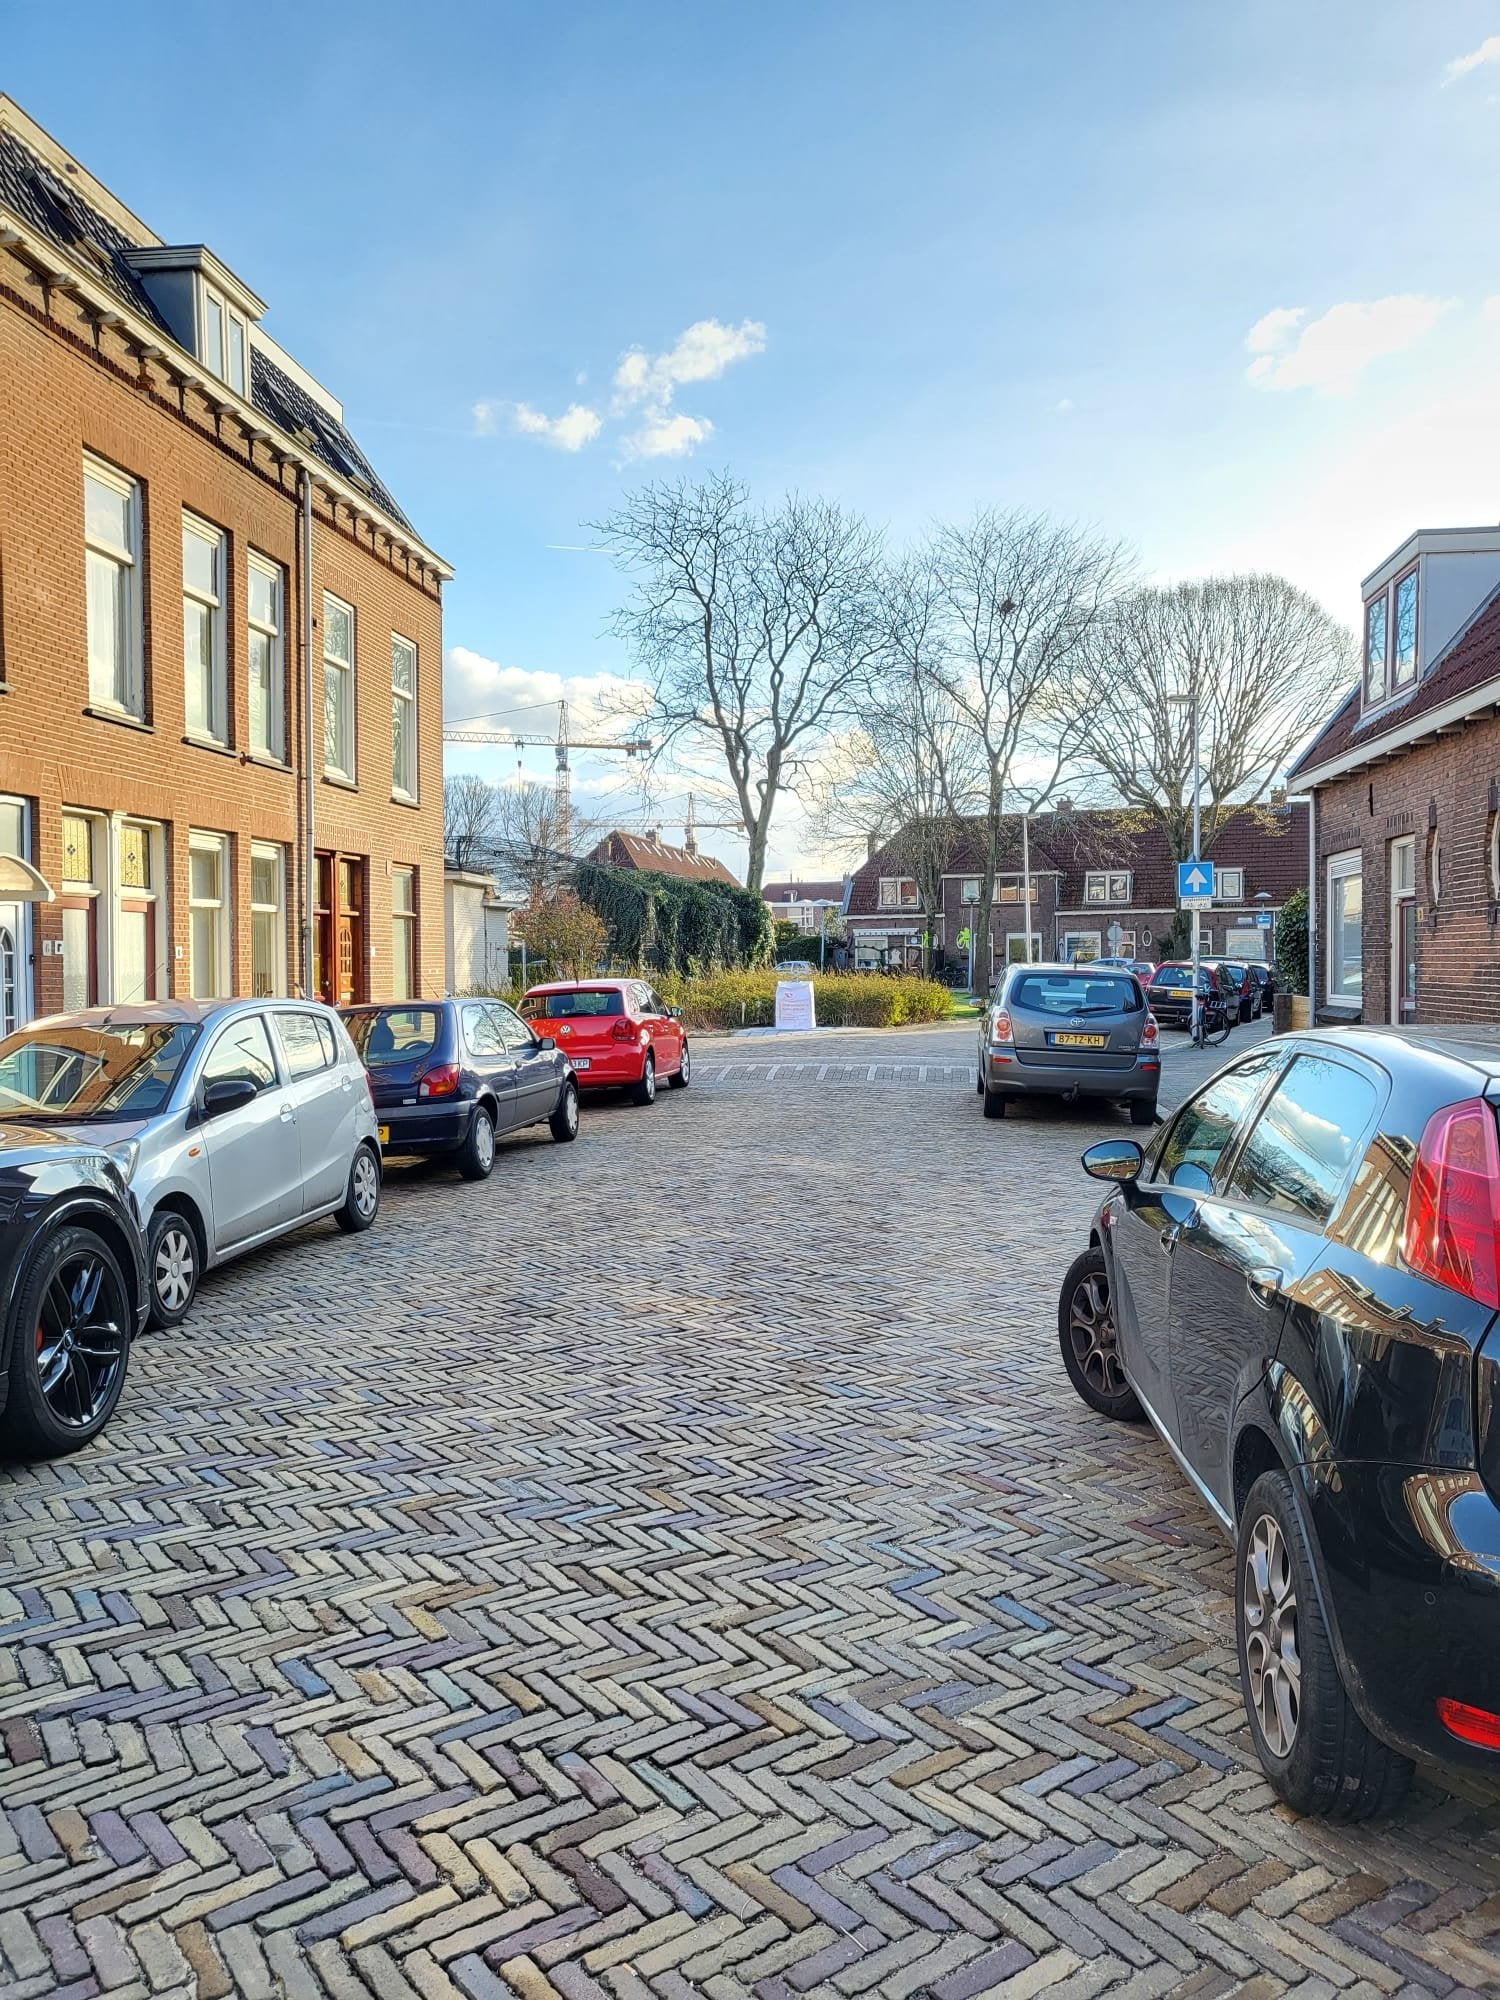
[
  {"xmin": 990, "ymin": 1009, "xmax": 1013, "ymax": 1045},
  {"xmin": 611, "ymin": 1019, "xmax": 638, "ymax": 1042},
  {"xmin": 418, "ymin": 1062, "xmax": 460, "ymax": 1099},
  {"xmin": 1437, "ymin": 1696, "xmax": 1500, "ymax": 1751},
  {"xmin": 1141, "ymin": 1012, "xmax": 1160, "ymax": 1048},
  {"xmin": 1402, "ymin": 1098, "xmax": 1500, "ymax": 1309}
]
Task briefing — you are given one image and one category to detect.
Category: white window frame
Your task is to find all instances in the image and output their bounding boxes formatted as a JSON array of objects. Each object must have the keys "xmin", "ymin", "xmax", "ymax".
[
  {"xmin": 1326, "ymin": 849, "xmax": 1363, "ymax": 1004},
  {"xmin": 391, "ymin": 867, "xmax": 416, "ymax": 1000},
  {"xmin": 250, "ymin": 841, "xmax": 287, "ymax": 998},
  {"xmin": 1083, "ymin": 870, "xmax": 1131, "ymax": 904},
  {"xmin": 1102, "ymin": 927, "xmax": 1137, "ymax": 957},
  {"xmin": 1216, "ymin": 867, "xmax": 1244, "ymax": 902},
  {"xmin": 1004, "ymin": 931, "xmax": 1042, "ymax": 965},
  {"xmin": 247, "ymin": 552, "xmax": 286, "ymax": 762},
  {"xmin": 200, "ymin": 281, "xmax": 248, "ymax": 396},
  {"xmin": 1392, "ymin": 568, "xmax": 1419, "ymax": 692},
  {"xmin": 188, "ymin": 831, "xmax": 232, "ymax": 1000},
  {"xmin": 959, "ymin": 878, "xmax": 980, "ymax": 905},
  {"xmin": 996, "ymin": 876, "xmax": 1039, "ymax": 904},
  {"xmin": 323, "ymin": 592, "xmax": 356, "ymax": 781},
  {"xmin": 391, "ymin": 633, "xmax": 418, "ymax": 802},
  {"xmin": 877, "ymin": 876, "xmax": 918, "ymax": 910},
  {"xmin": 1427, "ymin": 827, "xmax": 1441, "ymax": 904},
  {"xmin": 1061, "ymin": 930, "xmax": 1102, "ymax": 962},
  {"xmin": 183, "ymin": 512, "xmax": 228, "ymax": 745},
  {"xmin": 84, "ymin": 455, "xmax": 143, "ymax": 717}
]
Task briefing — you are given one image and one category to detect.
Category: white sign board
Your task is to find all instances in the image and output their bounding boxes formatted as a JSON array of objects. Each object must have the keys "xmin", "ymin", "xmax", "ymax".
[
  {"xmin": 774, "ymin": 979, "xmax": 817, "ymax": 1032},
  {"xmin": 1225, "ymin": 926, "xmax": 1267, "ymax": 960}
]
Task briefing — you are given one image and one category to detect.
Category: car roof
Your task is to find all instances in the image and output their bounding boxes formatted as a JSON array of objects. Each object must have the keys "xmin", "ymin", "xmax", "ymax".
[
  {"xmin": 1310, "ymin": 1022, "xmax": 1500, "ymax": 1080},
  {"xmin": 1007, "ymin": 962, "xmax": 1139, "ymax": 977},
  {"xmin": 524, "ymin": 979, "xmax": 630, "ymax": 993},
  {"xmin": 23, "ymin": 996, "xmax": 324, "ymax": 1032}
]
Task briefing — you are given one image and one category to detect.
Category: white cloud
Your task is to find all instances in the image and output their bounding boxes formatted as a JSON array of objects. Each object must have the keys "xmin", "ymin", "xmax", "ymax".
[
  {"xmin": 612, "ymin": 318, "xmax": 766, "ymax": 407},
  {"xmin": 471, "ymin": 400, "xmax": 499, "ymax": 437},
  {"xmin": 619, "ymin": 411, "xmax": 715, "ymax": 461},
  {"xmin": 444, "ymin": 647, "xmax": 650, "ymax": 742},
  {"xmin": 1243, "ymin": 295, "xmax": 1452, "ymax": 394},
  {"xmin": 512, "ymin": 401, "xmax": 602, "ymax": 451},
  {"xmin": 1443, "ymin": 34, "xmax": 1500, "ymax": 84},
  {"xmin": 1483, "ymin": 295, "xmax": 1500, "ymax": 321},
  {"xmin": 1052, "ymin": 397, "xmax": 1074, "ymax": 414}
]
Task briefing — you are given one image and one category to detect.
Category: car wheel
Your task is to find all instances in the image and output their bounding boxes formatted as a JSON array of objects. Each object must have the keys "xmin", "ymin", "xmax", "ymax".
[
  {"xmin": 632, "ymin": 1052, "xmax": 656, "ymax": 1106},
  {"xmin": 668, "ymin": 1040, "xmax": 691, "ymax": 1089},
  {"xmin": 1129, "ymin": 1097, "xmax": 1157, "ymax": 1128},
  {"xmin": 1057, "ymin": 1247, "xmax": 1143, "ymax": 1421},
  {"xmin": 1235, "ymin": 1470, "xmax": 1413, "ymax": 1819},
  {"xmin": 976, "ymin": 1069, "xmax": 985, "ymax": 1096},
  {"xmin": 145, "ymin": 1210, "xmax": 199, "ymax": 1329},
  {"xmin": 982, "ymin": 1082, "xmax": 1007, "ymax": 1118},
  {"xmin": 335, "ymin": 1143, "xmax": 381, "ymax": 1233},
  {"xmin": 0, "ymin": 1224, "xmax": 133, "ymax": 1458},
  {"xmin": 549, "ymin": 1079, "xmax": 580, "ymax": 1142},
  {"xmin": 458, "ymin": 1104, "xmax": 496, "ymax": 1181}
]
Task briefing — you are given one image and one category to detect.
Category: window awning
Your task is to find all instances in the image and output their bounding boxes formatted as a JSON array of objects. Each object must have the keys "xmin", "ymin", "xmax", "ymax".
[{"xmin": 0, "ymin": 854, "xmax": 54, "ymax": 902}]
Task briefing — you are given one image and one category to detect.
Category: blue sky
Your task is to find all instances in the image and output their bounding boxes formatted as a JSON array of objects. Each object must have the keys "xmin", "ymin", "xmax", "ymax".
[{"xmin": 9, "ymin": 1, "xmax": 1500, "ymax": 875}]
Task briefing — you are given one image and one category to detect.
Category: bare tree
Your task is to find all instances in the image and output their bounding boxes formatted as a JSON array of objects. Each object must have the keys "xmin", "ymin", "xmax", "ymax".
[
  {"xmin": 594, "ymin": 474, "xmax": 886, "ymax": 893},
  {"xmin": 443, "ymin": 773, "xmax": 502, "ymax": 870},
  {"xmin": 930, "ymin": 508, "xmax": 1130, "ymax": 988},
  {"xmin": 1085, "ymin": 575, "xmax": 1357, "ymax": 863},
  {"xmin": 489, "ymin": 781, "xmax": 600, "ymax": 903}
]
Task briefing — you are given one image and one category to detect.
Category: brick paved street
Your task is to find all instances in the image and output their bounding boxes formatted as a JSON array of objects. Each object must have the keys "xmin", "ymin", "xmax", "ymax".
[{"xmin": 4, "ymin": 1019, "xmax": 1500, "ymax": 1999}]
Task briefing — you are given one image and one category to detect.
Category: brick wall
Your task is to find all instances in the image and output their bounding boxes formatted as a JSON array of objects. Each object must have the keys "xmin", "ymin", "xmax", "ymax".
[
  {"xmin": 1313, "ymin": 726, "xmax": 1500, "ymax": 1025},
  {"xmin": 0, "ymin": 252, "xmax": 446, "ymax": 1016}
]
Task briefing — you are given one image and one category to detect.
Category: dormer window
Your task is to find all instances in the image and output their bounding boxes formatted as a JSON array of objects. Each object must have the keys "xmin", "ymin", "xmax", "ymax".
[
  {"xmin": 1364, "ymin": 566, "xmax": 1418, "ymax": 708},
  {"xmin": 201, "ymin": 283, "xmax": 247, "ymax": 395}
]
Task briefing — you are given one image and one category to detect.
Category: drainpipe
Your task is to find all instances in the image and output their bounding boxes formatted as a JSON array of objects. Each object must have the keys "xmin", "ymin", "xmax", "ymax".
[{"xmin": 301, "ymin": 470, "xmax": 316, "ymax": 998}]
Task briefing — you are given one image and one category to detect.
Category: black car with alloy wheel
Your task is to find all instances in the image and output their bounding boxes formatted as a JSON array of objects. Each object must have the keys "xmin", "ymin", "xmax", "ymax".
[
  {"xmin": 1057, "ymin": 1026, "xmax": 1500, "ymax": 1818},
  {"xmin": 0, "ymin": 1125, "xmax": 147, "ymax": 1459},
  {"xmin": 341, "ymin": 998, "xmax": 579, "ymax": 1179}
]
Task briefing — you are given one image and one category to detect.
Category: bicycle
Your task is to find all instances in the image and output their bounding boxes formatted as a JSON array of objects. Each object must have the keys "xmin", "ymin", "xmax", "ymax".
[{"xmin": 1190, "ymin": 998, "xmax": 1233, "ymax": 1049}]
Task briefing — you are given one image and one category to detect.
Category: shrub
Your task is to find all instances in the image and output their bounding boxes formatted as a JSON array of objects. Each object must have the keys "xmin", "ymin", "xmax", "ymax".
[
  {"xmin": 655, "ymin": 969, "xmax": 950, "ymax": 1032},
  {"xmin": 575, "ymin": 861, "xmax": 772, "ymax": 975},
  {"xmin": 1275, "ymin": 888, "xmax": 1309, "ymax": 995},
  {"xmin": 516, "ymin": 891, "xmax": 609, "ymax": 980}
]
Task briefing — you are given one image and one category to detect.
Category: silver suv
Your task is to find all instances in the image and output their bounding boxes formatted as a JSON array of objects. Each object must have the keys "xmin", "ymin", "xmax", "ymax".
[
  {"xmin": 978, "ymin": 963, "xmax": 1160, "ymax": 1124},
  {"xmin": 0, "ymin": 999, "xmax": 381, "ymax": 1329}
]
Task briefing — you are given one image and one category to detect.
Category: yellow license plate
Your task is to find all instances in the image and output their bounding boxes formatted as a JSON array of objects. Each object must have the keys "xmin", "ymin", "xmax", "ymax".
[
  {"xmin": 378, "ymin": 1125, "xmax": 390, "ymax": 1144},
  {"xmin": 1052, "ymin": 1032, "xmax": 1107, "ymax": 1048},
  {"xmin": 1168, "ymin": 990, "xmax": 1190, "ymax": 1000}
]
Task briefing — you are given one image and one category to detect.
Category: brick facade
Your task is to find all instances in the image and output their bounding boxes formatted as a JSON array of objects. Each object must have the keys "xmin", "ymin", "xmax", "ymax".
[{"xmin": 0, "ymin": 101, "xmax": 447, "ymax": 1028}]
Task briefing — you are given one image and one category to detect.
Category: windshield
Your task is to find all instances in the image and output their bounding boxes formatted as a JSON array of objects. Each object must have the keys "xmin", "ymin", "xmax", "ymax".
[
  {"xmin": 1011, "ymin": 973, "xmax": 1141, "ymax": 1014},
  {"xmin": 344, "ymin": 1007, "xmax": 441, "ymax": 1064},
  {"xmin": 521, "ymin": 989, "xmax": 623, "ymax": 1018},
  {"xmin": 0, "ymin": 1021, "xmax": 201, "ymax": 1121},
  {"xmin": 1151, "ymin": 965, "xmax": 1210, "ymax": 991}
]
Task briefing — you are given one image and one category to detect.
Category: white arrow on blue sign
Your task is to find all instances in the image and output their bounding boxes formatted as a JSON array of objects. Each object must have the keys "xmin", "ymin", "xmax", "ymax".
[{"xmin": 1177, "ymin": 859, "xmax": 1214, "ymax": 905}]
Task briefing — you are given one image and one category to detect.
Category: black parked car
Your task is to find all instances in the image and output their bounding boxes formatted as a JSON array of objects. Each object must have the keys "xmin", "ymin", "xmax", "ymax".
[
  {"xmin": 1, "ymin": 1126, "xmax": 147, "ymax": 1458},
  {"xmin": 1145, "ymin": 959, "xmax": 1239, "ymax": 1031},
  {"xmin": 1204, "ymin": 959, "xmax": 1262, "ymax": 1024},
  {"xmin": 341, "ymin": 998, "xmax": 579, "ymax": 1180},
  {"xmin": 1057, "ymin": 1026, "xmax": 1500, "ymax": 1817}
]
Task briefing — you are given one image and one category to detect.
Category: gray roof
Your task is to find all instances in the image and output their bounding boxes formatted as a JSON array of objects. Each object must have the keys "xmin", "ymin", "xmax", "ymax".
[{"xmin": 0, "ymin": 125, "xmax": 416, "ymax": 538}]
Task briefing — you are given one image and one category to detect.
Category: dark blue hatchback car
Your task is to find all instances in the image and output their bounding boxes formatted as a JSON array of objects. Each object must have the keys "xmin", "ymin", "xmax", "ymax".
[{"xmin": 341, "ymin": 998, "xmax": 578, "ymax": 1179}]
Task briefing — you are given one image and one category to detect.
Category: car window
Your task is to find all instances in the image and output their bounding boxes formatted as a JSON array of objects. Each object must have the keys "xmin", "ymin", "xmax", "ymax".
[
  {"xmin": 521, "ymin": 988, "xmax": 623, "ymax": 1018},
  {"xmin": 202, "ymin": 1016, "xmax": 278, "ymax": 1095},
  {"xmin": 1224, "ymin": 1054, "xmax": 1378, "ymax": 1226},
  {"xmin": 1151, "ymin": 1051, "xmax": 1282, "ymax": 1189},
  {"xmin": 463, "ymin": 1004, "xmax": 506, "ymax": 1058},
  {"xmin": 493, "ymin": 1003, "xmax": 537, "ymax": 1054},
  {"xmin": 1010, "ymin": 972, "xmax": 1140, "ymax": 1013},
  {"xmin": 317, "ymin": 1018, "xmax": 339, "ymax": 1066},
  {"xmin": 0, "ymin": 1023, "xmax": 200, "ymax": 1121},
  {"xmin": 346, "ymin": 1007, "xmax": 442, "ymax": 1063},
  {"xmin": 631, "ymin": 983, "xmax": 652, "ymax": 1015},
  {"xmin": 273, "ymin": 1010, "xmax": 334, "ymax": 1080}
]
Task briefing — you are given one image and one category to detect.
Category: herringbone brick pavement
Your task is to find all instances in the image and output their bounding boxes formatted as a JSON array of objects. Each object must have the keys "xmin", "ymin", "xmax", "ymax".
[{"xmin": 3, "ymin": 1020, "xmax": 1498, "ymax": 2000}]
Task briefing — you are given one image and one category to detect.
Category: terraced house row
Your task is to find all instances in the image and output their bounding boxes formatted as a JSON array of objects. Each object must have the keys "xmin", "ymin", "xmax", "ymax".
[{"xmin": 0, "ymin": 94, "xmax": 450, "ymax": 1032}]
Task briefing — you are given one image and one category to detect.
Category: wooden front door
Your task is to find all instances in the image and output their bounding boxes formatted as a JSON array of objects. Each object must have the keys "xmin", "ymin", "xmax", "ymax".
[{"xmin": 314, "ymin": 852, "xmax": 366, "ymax": 1006}]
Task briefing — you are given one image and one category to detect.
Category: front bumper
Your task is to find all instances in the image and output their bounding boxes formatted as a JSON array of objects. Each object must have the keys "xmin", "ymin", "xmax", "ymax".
[
  {"xmin": 1302, "ymin": 1461, "xmax": 1500, "ymax": 1770},
  {"xmin": 374, "ymin": 1101, "xmax": 473, "ymax": 1154},
  {"xmin": 983, "ymin": 1048, "xmax": 1158, "ymax": 1101}
]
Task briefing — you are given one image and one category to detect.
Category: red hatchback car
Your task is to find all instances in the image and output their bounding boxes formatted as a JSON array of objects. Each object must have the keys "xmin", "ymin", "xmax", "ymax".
[{"xmin": 519, "ymin": 980, "xmax": 689, "ymax": 1104}]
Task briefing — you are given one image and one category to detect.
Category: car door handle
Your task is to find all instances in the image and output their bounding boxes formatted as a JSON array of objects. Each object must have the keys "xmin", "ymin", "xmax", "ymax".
[
  {"xmin": 1246, "ymin": 1265, "xmax": 1285, "ymax": 1308},
  {"xmin": 279, "ymin": 1102, "xmax": 295, "ymax": 1123},
  {"xmin": 1159, "ymin": 1224, "xmax": 1181, "ymax": 1251}
]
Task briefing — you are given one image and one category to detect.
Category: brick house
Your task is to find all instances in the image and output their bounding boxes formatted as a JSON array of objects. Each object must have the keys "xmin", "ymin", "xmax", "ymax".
[
  {"xmin": 1288, "ymin": 527, "xmax": 1500, "ymax": 1025},
  {"xmin": 761, "ymin": 879, "xmax": 847, "ymax": 933},
  {"xmin": 0, "ymin": 96, "xmax": 450, "ymax": 1032},
  {"xmin": 845, "ymin": 805, "xmax": 1308, "ymax": 978},
  {"xmin": 588, "ymin": 830, "xmax": 738, "ymax": 885}
]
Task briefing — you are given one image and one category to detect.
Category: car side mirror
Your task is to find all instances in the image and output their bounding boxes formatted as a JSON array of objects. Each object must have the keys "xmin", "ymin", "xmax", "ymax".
[
  {"xmin": 1081, "ymin": 1139, "xmax": 1144, "ymax": 1184},
  {"xmin": 537, "ymin": 1036, "xmax": 556, "ymax": 1051},
  {"xmin": 201, "ymin": 1076, "xmax": 258, "ymax": 1119},
  {"xmin": 669, "ymin": 1007, "xmax": 684, "ymax": 1021}
]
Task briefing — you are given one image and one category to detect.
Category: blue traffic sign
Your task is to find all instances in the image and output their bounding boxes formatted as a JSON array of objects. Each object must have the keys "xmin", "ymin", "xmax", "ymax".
[
  {"xmin": 1177, "ymin": 859, "xmax": 1214, "ymax": 903},
  {"xmin": 1255, "ymin": 911, "xmax": 1273, "ymax": 928}
]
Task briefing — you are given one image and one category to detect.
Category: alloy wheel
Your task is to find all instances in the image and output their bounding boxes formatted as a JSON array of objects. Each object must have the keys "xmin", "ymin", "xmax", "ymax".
[
  {"xmin": 153, "ymin": 1224, "xmax": 196, "ymax": 1313},
  {"xmin": 1242, "ymin": 1513, "xmax": 1301, "ymax": 1757},
  {"xmin": 643, "ymin": 1058, "xmax": 655, "ymax": 1102},
  {"xmin": 679, "ymin": 1045, "xmax": 691, "ymax": 1085},
  {"xmin": 1066, "ymin": 1270, "xmax": 1124, "ymax": 1396},
  {"xmin": 476, "ymin": 1113, "xmax": 495, "ymax": 1171},
  {"xmin": 35, "ymin": 1249, "xmax": 129, "ymax": 1430},
  {"xmin": 565, "ymin": 1086, "xmax": 579, "ymax": 1135},
  {"xmin": 352, "ymin": 1149, "xmax": 379, "ymax": 1219}
]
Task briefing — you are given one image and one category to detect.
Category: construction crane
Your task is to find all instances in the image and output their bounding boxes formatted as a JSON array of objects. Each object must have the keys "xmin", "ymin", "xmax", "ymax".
[{"xmin": 442, "ymin": 700, "xmax": 652, "ymax": 853}]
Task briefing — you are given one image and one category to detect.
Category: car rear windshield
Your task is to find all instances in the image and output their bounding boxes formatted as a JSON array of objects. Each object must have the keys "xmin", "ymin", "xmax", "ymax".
[
  {"xmin": 344, "ymin": 1007, "xmax": 441, "ymax": 1064},
  {"xmin": 1150, "ymin": 964, "xmax": 1201, "ymax": 986},
  {"xmin": 0, "ymin": 1021, "xmax": 201, "ymax": 1120},
  {"xmin": 521, "ymin": 989, "xmax": 623, "ymax": 1018},
  {"xmin": 1011, "ymin": 974, "xmax": 1141, "ymax": 1014}
]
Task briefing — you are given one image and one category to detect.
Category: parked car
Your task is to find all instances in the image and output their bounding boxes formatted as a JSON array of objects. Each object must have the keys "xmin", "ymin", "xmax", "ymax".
[
  {"xmin": 0, "ymin": 999, "xmax": 381, "ymax": 1332},
  {"xmin": 977, "ymin": 963, "xmax": 1159, "ymax": 1124},
  {"xmin": 0, "ymin": 1125, "xmax": 147, "ymax": 1458},
  {"xmin": 1057, "ymin": 1025, "xmax": 1500, "ymax": 1817},
  {"xmin": 518, "ymin": 981, "xmax": 689, "ymax": 1104},
  {"xmin": 1094, "ymin": 956, "xmax": 1157, "ymax": 981},
  {"xmin": 1145, "ymin": 960, "xmax": 1239, "ymax": 1031},
  {"xmin": 342, "ymin": 998, "xmax": 579, "ymax": 1176},
  {"xmin": 1204, "ymin": 958, "xmax": 1262, "ymax": 1023}
]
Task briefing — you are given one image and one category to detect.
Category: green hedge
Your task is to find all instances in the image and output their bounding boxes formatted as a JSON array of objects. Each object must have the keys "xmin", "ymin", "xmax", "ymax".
[
  {"xmin": 656, "ymin": 969, "xmax": 950, "ymax": 1031},
  {"xmin": 1275, "ymin": 887, "xmax": 1309, "ymax": 995},
  {"xmin": 574, "ymin": 861, "xmax": 772, "ymax": 975}
]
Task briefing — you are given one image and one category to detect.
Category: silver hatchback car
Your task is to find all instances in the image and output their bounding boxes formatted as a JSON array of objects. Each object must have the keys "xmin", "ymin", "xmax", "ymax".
[
  {"xmin": 0, "ymin": 999, "xmax": 381, "ymax": 1329},
  {"xmin": 978, "ymin": 962, "xmax": 1161, "ymax": 1125}
]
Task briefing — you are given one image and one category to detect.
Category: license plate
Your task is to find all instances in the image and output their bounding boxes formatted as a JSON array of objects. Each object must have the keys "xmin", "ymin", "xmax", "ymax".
[
  {"xmin": 1050, "ymin": 1032, "xmax": 1108, "ymax": 1048},
  {"xmin": 378, "ymin": 1125, "xmax": 390, "ymax": 1144},
  {"xmin": 571, "ymin": 1057, "xmax": 591, "ymax": 1070},
  {"xmin": 1168, "ymin": 990, "xmax": 1190, "ymax": 1001}
]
